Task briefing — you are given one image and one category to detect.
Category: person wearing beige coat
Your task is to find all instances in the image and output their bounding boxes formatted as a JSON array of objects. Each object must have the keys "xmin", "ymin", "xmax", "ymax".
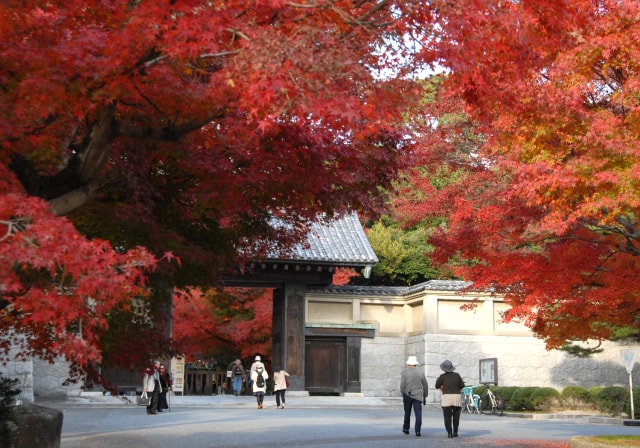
[{"xmin": 272, "ymin": 365, "xmax": 290, "ymax": 409}]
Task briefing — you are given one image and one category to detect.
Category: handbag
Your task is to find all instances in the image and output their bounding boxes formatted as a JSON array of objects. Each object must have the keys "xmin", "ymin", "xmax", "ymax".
[
  {"xmin": 285, "ymin": 376, "xmax": 290, "ymax": 388},
  {"xmin": 137, "ymin": 391, "xmax": 150, "ymax": 406}
]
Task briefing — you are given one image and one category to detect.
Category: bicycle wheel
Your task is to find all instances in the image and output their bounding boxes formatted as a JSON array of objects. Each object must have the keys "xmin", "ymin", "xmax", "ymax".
[
  {"xmin": 472, "ymin": 394, "xmax": 481, "ymax": 414},
  {"xmin": 492, "ymin": 393, "xmax": 504, "ymax": 416},
  {"xmin": 479, "ymin": 394, "xmax": 489, "ymax": 414},
  {"xmin": 463, "ymin": 394, "xmax": 473, "ymax": 413}
]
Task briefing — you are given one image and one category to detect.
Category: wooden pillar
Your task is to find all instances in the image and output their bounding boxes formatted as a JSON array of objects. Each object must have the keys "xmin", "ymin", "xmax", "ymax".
[{"xmin": 272, "ymin": 281, "xmax": 306, "ymax": 391}]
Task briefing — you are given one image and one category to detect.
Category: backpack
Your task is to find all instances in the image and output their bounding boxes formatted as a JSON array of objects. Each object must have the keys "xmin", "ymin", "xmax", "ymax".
[
  {"xmin": 256, "ymin": 368, "xmax": 265, "ymax": 387},
  {"xmin": 233, "ymin": 365, "xmax": 243, "ymax": 376}
]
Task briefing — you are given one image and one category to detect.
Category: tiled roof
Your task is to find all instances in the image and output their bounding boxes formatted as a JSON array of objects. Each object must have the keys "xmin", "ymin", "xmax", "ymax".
[
  {"xmin": 268, "ymin": 212, "xmax": 378, "ymax": 266},
  {"xmin": 308, "ymin": 279, "xmax": 473, "ymax": 296}
]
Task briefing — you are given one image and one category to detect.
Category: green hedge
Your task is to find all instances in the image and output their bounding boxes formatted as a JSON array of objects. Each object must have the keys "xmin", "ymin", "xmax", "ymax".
[
  {"xmin": 510, "ymin": 386, "xmax": 538, "ymax": 411},
  {"xmin": 493, "ymin": 385, "xmax": 637, "ymax": 417},
  {"xmin": 531, "ymin": 387, "xmax": 561, "ymax": 411},
  {"xmin": 560, "ymin": 386, "xmax": 590, "ymax": 410},
  {"xmin": 625, "ymin": 387, "xmax": 640, "ymax": 419},
  {"xmin": 596, "ymin": 386, "xmax": 628, "ymax": 417},
  {"xmin": 495, "ymin": 386, "xmax": 518, "ymax": 410}
]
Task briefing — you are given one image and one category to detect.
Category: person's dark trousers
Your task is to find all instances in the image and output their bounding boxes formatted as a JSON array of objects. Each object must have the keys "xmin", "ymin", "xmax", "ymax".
[
  {"xmin": 442, "ymin": 406, "xmax": 461, "ymax": 436},
  {"xmin": 147, "ymin": 381, "xmax": 160, "ymax": 415},
  {"xmin": 402, "ymin": 394, "xmax": 422, "ymax": 435},
  {"xmin": 275, "ymin": 390, "xmax": 286, "ymax": 407},
  {"xmin": 452, "ymin": 406, "xmax": 461, "ymax": 435}
]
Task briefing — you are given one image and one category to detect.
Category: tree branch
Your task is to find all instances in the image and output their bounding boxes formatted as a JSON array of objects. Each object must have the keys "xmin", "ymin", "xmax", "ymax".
[
  {"xmin": 113, "ymin": 107, "xmax": 226, "ymax": 141},
  {"xmin": 47, "ymin": 169, "xmax": 133, "ymax": 217}
]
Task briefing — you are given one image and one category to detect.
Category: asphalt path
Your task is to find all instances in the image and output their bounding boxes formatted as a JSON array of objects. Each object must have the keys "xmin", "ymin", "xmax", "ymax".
[{"xmin": 41, "ymin": 394, "xmax": 639, "ymax": 448}]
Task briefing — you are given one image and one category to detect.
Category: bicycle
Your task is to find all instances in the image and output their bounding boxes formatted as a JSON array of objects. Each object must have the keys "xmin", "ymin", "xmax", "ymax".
[
  {"xmin": 460, "ymin": 386, "xmax": 481, "ymax": 414},
  {"xmin": 479, "ymin": 384, "xmax": 503, "ymax": 416}
]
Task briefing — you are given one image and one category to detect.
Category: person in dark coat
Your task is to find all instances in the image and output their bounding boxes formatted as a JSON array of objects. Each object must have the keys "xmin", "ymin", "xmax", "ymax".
[
  {"xmin": 400, "ymin": 356, "xmax": 428, "ymax": 437},
  {"xmin": 157, "ymin": 364, "xmax": 172, "ymax": 412},
  {"xmin": 435, "ymin": 359, "xmax": 466, "ymax": 438}
]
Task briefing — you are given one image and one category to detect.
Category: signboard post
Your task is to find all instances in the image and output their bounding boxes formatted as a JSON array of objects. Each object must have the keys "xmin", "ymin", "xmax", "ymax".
[
  {"xmin": 621, "ymin": 349, "xmax": 638, "ymax": 420},
  {"xmin": 171, "ymin": 355, "xmax": 185, "ymax": 396}
]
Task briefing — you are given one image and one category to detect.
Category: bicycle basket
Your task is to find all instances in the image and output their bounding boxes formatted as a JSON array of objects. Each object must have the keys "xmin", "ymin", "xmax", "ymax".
[{"xmin": 461, "ymin": 386, "xmax": 475, "ymax": 395}]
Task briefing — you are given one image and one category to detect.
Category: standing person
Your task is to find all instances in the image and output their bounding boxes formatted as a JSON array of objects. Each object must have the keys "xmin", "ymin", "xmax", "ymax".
[
  {"xmin": 251, "ymin": 364, "xmax": 269, "ymax": 409},
  {"xmin": 244, "ymin": 368, "xmax": 252, "ymax": 395},
  {"xmin": 143, "ymin": 360, "xmax": 161, "ymax": 415},
  {"xmin": 248, "ymin": 355, "xmax": 265, "ymax": 396},
  {"xmin": 227, "ymin": 359, "xmax": 245, "ymax": 396},
  {"xmin": 400, "ymin": 356, "xmax": 428, "ymax": 437},
  {"xmin": 249, "ymin": 355, "xmax": 265, "ymax": 374},
  {"xmin": 157, "ymin": 364, "xmax": 172, "ymax": 412},
  {"xmin": 272, "ymin": 365, "xmax": 290, "ymax": 409},
  {"xmin": 435, "ymin": 359, "xmax": 465, "ymax": 438}
]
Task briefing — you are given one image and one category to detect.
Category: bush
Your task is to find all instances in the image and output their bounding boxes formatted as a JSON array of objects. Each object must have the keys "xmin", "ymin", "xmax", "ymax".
[
  {"xmin": 531, "ymin": 387, "xmax": 561, "ymax": 411},
  {"xmin": 0, "ymin": 375, "xmax": 21, "ymax": 448},
  {"xmin": 596, "ymin": 386, "xmax": 628, "ymax": 417},
  {"xmin": 587, "ymin": 386, "xmax": 604, "ymax": 409},
  {"xmin": 625, "ymin": 387, "xmax": 640, "ymax": 419},
  {"xmin": 561, "ymin": 386, "xmax": 590, "ymax": 410},
  {"xmin": 495, "ymin": 386, "xmax": 517, "ymax": 411},
  {"xmin": 510, "ymin": 386, "xmax": 538, "ymax": 411}
]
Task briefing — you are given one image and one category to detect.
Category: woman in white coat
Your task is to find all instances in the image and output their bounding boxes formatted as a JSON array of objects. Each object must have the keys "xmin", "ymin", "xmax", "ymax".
[
  {"xmin": 251, "ymin": 365, "xmax": 268, "ymax": 409},
  {"xmin": 142, "ymin": 360, "xmax": 161, "ymax": 415}
]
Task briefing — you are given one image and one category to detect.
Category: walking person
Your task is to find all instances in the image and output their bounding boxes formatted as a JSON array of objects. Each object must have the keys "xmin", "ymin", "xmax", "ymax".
[
  {"xmin": 251, "ymin": 364, "xmax": 268, "ymax": 409},
  {"xmin": 272, "ymin": 365, "xmax": 290, "ymax": 409},
  {"xmin": 249, "ymin": 355, "xmax": 265, "ymax": 374},
  {"xmin": 400, "ymin": 356, "xmax": 428, "ymax": 437},
  {"xmin": 227, "ymin": 359, "xmax": 245, "ymax": 396},
  {"xmin": 435, "ymin": 359, "xmax": 465, "ymax": 438},
  {"xmin": 143, "ymin": 360, "xmax": 161, "ymax": 415},
  {"xmin": 157, "ymin": 364, "xmax": 172, "ymax": 412}
]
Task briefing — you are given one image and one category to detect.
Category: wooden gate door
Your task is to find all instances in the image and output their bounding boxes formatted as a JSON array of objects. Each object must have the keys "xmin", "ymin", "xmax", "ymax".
[{"xmin": 305, "ymin": 337, "xmax": 345, "ymax": 395}]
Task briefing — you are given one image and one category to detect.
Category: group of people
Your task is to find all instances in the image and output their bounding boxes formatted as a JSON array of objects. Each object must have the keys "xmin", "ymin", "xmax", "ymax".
[
  {"xmin": 229, "ymin": 355, "xmax": 290, "ymax": 409},
  {"xmin": 142, "ymin": 360, "xmax": 173, "ymax": 415},
  {"xmin": 141, "ymin": 354, "xmax": 462, "ymax": 431},
  {"xmin": 144, "ymin": 355, "xmax": 290, "ymax": 414},
  {"xmin": 400, "ymin": 357, "xmax": 465, "ymax": 438}
]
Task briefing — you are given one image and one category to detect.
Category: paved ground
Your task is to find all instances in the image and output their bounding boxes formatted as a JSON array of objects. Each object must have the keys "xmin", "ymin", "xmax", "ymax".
[{"xmin": 38, "ymin": 393, "xmax": 639, "ymax": 448}]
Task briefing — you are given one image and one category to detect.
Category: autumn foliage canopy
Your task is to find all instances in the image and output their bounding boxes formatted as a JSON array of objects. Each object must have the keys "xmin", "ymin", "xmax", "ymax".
[
  {"xmin": 1, "ymin": 0, "xmax": 638, "ymax": 375},
  {"xmin": 395, "ymin": 0, "xmax": 640, "ymax": 349},
  {"xmin": 0, "ymin": 0, "xmax": 417, "ymax": 371}
]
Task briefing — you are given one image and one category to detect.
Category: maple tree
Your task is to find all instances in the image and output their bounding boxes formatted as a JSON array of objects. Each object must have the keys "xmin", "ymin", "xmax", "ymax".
[
  {"xmin": 4, "ymin": 0, "xmax": 636, "ymax": 378},
  {"xmin": 395, "ymin": 1, "xmax": 640, "ymax": 351},
  {"xmin": 1, "ymin": 1, "xmax": 423, "ymax": 374}
]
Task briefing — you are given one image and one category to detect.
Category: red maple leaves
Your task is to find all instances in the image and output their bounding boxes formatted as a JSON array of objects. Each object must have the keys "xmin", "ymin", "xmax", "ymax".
[{"xmin": 0, "ymin": 165, "xmax": 157, "ymax": 369}]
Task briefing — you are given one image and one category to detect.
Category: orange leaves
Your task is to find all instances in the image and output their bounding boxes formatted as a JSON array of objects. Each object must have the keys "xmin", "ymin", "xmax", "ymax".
[{"xmin": 397, "ymin": 1, "xmax": 640, "ymax": 345}]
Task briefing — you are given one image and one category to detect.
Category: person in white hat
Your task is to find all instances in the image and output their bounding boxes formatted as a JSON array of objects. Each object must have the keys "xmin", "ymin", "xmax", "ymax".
[
  {"xmin": 435, "ymin": 359, "xmax": 465, "ymax": 438},
  {"xmin": 249, "ymin": 355, "xmax": 266, "ymax": 376},
  {"xmin": 400, "ymin": 356, "xmax": 428, "ymax": 437}
]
